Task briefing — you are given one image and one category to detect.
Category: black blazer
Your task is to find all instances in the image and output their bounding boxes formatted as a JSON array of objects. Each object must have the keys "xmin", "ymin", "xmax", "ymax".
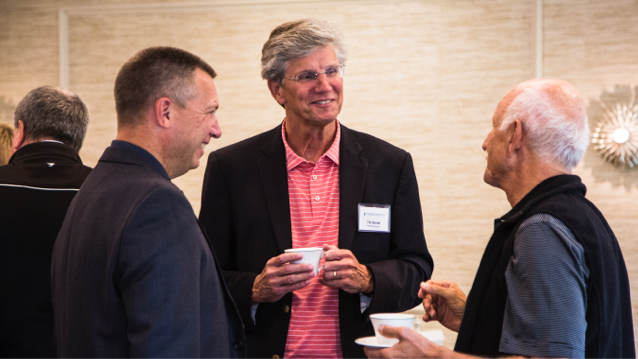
[
  {"xmin": 52, "ymin": 141, "xmax": 246, "ymax": 358},
  {"xmin": 200, "ymin": 123, "xmax": 433, "ymax": 358},
  {"xmin": 0, "ymin": 142, "xmax": 91, "ymax": 358}
]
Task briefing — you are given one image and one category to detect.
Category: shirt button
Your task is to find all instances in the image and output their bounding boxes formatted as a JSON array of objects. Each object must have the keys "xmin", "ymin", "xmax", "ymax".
[
  {"xmin": 315, "ymin": 196, "xmax": 320, "ymax": 201},
  {"xmin": 283, "ymin": 305, "xmax": 290, "ymax": 313},
  {"xmin": 312, "ymin": 175, "xmax": 317, "ymax": 180},
  {"xmin": 233, "ymin": 341, "xmax": 244, "ymax": 350}
]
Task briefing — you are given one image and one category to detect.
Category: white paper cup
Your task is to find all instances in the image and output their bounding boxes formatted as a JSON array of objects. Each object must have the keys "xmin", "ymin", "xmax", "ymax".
[
  {"xmin": 284, "ymin": 247, "xmax": 324, "ymax": 275},
  {"xmin": 370, "ymin": 313, "xmax": 416, "ymax": 345}
]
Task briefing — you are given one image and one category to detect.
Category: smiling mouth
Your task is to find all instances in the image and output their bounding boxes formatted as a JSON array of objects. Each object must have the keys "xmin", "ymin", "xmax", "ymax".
[{"xmin": 313, "ymin": 99, "xmax": 333, "ymax": 105}]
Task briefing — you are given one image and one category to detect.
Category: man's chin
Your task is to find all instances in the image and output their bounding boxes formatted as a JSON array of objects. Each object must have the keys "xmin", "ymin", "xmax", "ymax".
[
  {"xmin": 308, "ymin": 115, "xmax": 338, "ymax": 127},
  {"xmin": 190, "ymin": 150, "xmax": 205, "ymax": 170},
  {"xmin": 483, "ymin": 172, "xmax": 498, "ymax": 188},
  {"xmin": 190, "ymin": 159, "xmax": 201, "ymax": 170}
]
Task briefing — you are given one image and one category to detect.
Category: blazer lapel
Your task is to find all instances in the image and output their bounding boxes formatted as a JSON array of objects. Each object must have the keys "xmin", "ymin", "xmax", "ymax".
[
  {"xmin": 256, "ymin": 125, "xmax": 293, "ymax": 253},
  {"xmin": 338, "ymin": 125, "xmax": 368, "ymax": 250}
]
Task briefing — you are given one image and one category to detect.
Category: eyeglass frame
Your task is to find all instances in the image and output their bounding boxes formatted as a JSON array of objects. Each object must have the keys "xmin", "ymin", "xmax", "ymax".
[{"xmin": 284, "ymin": 65, "xmax": 346, "ymax": 84}]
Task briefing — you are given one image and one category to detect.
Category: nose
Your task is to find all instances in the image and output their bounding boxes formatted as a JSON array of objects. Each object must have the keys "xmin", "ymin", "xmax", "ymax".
[
  {"xmin": 211, "ymin": 118, "xmax": 222, "ymax": 139},
  {"xmin": 482, "ymin": 133, "xmax": 489, "ymax": 151},
  {"xmin": 313, "ymin": 73, "xmax": 332, "ymax": 92}
]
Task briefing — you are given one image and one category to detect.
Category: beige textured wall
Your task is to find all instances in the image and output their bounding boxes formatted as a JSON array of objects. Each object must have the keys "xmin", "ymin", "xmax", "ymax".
[{"xmin": 2, "ymin": 0, "xmax": 637, "ymax": 350}]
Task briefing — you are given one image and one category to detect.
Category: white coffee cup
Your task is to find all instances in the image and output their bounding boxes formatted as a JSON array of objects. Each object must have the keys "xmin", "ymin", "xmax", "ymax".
[
  {"xmin": 369, "ymin": 313, "xmax": 416, "ymax": 345},
  {"xmin": 284, "ymin": 247, "xmax": 324, "ymax": 276}
]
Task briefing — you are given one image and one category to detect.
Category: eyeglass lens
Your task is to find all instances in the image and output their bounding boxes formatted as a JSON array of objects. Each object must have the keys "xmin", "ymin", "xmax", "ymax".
[{"xmin": 294, "ymin": 66, "xmax": 343, "ymax": 83}]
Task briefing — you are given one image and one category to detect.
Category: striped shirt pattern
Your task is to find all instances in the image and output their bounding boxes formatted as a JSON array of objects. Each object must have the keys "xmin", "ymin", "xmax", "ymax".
[
  {"xmin": 283, "ymin": 121, "xmax": 342, "ymax": 358},
  {"xmin": 500, "ymin": 213, "xmax": 590, "ymax": 358}
]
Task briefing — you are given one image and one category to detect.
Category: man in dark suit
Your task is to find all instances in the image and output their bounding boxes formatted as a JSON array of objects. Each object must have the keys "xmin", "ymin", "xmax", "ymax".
[
  {"xmin": 199, "ymin": 19, "xmax": 433, "ymax": 358},
  {"xmin": 0, "ymin": 86, "xmax": 91, "ymax": 357},
  {"xmin": 51, "ymin": 47, "xmax": 246, "ymax": 358}
]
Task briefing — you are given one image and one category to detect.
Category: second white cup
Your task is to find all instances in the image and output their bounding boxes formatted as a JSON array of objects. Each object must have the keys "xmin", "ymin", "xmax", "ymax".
[
  {"xmin": 284, "ymin": 247, "xmax": 324, "ymax": 275},
  {"xmin": 369, "ymin": 313, "xmax": 416, "ymax": 345}
]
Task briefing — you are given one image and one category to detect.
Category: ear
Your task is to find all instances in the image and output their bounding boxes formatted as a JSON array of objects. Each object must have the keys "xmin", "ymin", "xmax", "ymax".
[
  {"xmin": 152, "ymin": 97, "xmax": 173, "ymax": 129},
  {"xmin": 12, "ymin": 120, "xmax": 26, "ymax": 152},
  {"xmin": 267, "ymin": 79, "xmax": 286, "ymax": 107},
  {"xmin": 507, "ymin": 119, "xmax": 524, "ymax": 156}
]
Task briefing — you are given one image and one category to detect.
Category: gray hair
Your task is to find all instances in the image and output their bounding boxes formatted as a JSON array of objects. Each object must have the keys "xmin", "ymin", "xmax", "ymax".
[
  {"xmin": 114, "ymin": 46, "xmax": 217, "ymax": 128},
  {"xmin": 13, "ymin": 86, "xmax": 89, "ymax": 151},
  {"xmin": 500, "ymin": 83, "xmax": 589, "ymax": 171},
  {"xmin": 261, "ymin": 18, "xmax": 347, "ymax": 86}
]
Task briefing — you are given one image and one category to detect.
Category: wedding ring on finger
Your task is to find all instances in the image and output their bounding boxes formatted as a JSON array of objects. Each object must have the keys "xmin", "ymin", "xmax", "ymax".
[{"xmin": 333, "ymin": 271, "xmax": 337, "ymax": 279}]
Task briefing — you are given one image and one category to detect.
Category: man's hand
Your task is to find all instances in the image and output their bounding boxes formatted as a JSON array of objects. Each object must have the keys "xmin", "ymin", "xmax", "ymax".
[
  {"xmin": 319, "ymin": 244, "xmax": 374, "ymax": 294},
  {"xmin": 363, "ymin": 325, "xmax": 452, "ymax": 358},
  {"xmin": 251, "ymin": 253, "xmax": 315, "ymax": 303},
  {"xmin": 365, "ymin": 325, "xmax": 535, "ymax": 359},
  {"xmin": 419, "ymin": 280, "xmax": 466, "ymax": 333}
]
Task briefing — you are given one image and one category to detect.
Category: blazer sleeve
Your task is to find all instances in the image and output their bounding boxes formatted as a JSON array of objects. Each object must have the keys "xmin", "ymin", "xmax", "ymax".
[
  {"xmin": 365, "ymin": 152, "xmax": 433, "ymax": 313},
  {"xmin": 117, "ymin": 186, "xmax": 210, "ymax": 358},
  {"xmin": 199, "ymin": 151, "xmax": 258, "ymax": 331}
]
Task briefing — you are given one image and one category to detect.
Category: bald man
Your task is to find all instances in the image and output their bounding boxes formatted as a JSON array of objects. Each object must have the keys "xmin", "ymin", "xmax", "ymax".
[{"xmin": 365, "ymin": 79, "xmax": 635, "ymax": 359}]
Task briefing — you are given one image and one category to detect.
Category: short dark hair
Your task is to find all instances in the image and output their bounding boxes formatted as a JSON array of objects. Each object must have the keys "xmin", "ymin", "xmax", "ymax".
[
  {"xmin": 114, "ymin": 46, "xmax": 217, "ymax": 127},
  {"xmin": 13, "ymin": 86, "xmax": 89, "ymax": 151}
]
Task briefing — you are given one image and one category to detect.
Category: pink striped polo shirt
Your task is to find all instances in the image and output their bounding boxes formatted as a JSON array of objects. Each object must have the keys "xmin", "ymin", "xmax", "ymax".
[{"xmin": 282, "ymin": 120, "xmax": 342, "ymax": 358}]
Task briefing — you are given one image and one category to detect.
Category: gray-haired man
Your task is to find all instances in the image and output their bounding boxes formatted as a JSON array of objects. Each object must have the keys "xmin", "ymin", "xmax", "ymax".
[
  {"xmin": 365, "ymin": 79, "xmax": 635, "ymax": 359},
  {"xmin": 199, "ymin": 19, "xmax": 433, "ymax": 358},
  {"xmin": 0, "ymin": 86, "xmax": 91, "ymax": 357}
]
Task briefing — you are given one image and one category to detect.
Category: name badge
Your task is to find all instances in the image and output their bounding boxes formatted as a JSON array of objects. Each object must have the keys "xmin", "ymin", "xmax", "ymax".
[{"xmin": 358, "ymin": 204, "xmax": 391, "ymax": 233}]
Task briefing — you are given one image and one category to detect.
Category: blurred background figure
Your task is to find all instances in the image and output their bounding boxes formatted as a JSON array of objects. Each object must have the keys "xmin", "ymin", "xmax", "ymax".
[
  {"xmin": 0, "ymin": 123, "xmax": 13, "ymax": 166},
  {"xmin": 0, "ymin": 86, "xmax": 91, "ymax": 358}
]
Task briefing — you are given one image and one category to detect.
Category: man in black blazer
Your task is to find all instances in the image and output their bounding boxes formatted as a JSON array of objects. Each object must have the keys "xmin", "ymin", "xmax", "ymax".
[
  {"xmin": 0, "ymin": 86, "xmax": 91, "ymax": 357},
  {"xmin": 199, "ymin": 19, "xmax": 433, "ymax": 358},
  {"xmin": 51, "ymin": 47, "xmax": 246, "ymax": 358}
]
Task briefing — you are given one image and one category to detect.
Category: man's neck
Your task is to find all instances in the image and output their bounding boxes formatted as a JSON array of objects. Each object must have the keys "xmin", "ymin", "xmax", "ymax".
[
  {"xmin": 503, "ymin": 159, "xmax": 571, "ymax": 207},
  {"xmin": 116, "ymin": 127, "xmax": 175, "ymax": 178},
  {"xmin": 284, "ymin": 119, "xmax": 337, "ymax": 163}
]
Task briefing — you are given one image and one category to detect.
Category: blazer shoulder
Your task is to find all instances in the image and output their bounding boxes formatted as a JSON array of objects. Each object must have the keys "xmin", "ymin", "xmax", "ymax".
[{"xmin": 84, "ymin": 160, "xmax": 179, "ymax": 207}]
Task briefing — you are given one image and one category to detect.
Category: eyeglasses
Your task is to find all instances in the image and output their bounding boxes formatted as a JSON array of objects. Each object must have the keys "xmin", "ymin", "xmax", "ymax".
[{"xmin": 286, "ymin": 65, "xmax": 345, "ymax": 84}]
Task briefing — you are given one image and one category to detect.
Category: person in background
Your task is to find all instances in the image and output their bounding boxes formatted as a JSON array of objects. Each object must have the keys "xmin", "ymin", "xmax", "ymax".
[
  {"xmin": 364, "ymin": 79, "xmax": 635, "ymax": 359},
  {"xmin": 0, "ymin": 86, "xmax": 91, "ymax": 357},
  {"xmin": 199, "ymin": 19, "xmax": 433, "ymax": 358},
  {"xmin": 0, "ymin": 122, "xmax": 13, "ymax": 166},
  {"xmin": 51, "ymin": 46, "xmax": 246, "ymax": 358}
]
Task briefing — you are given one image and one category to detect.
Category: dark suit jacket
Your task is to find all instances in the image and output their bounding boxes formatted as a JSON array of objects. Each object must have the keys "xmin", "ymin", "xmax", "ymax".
[
  {"xmin": 0, "ymin": 142, "xmax": 91, "ymax": 358},
  {"xmin": 199, "ymin": 123, "xmax": 433, "ymax": 358},
  {"xmin": 51, "ymin": 140, "xmax": 246, "ymax": 358}
]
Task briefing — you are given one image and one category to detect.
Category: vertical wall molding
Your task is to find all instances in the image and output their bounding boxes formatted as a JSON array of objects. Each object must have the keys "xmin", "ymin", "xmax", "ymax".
[
  {"xmin": 532, "ymin": 0, "xmax": 543, "ymax": 78},
  {"xmin": 59, "ymin": 9, "xmax": 69, "ymax": 89}
]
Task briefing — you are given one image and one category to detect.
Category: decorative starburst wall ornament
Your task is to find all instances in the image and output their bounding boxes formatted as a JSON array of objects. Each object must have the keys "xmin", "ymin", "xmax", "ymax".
[{"xmin": 591, "ymin": 88, "xmax": 638, "ymax": 168}]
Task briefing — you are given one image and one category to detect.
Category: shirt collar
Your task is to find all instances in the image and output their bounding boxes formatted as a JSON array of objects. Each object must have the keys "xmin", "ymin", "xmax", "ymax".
[
  {"xmin": 41, "ymin": 140, "xmax": 64, "ymax": 144},
  {"xmin": 282, "ymin": 119, "xmax": 341, "ymax": 171}
]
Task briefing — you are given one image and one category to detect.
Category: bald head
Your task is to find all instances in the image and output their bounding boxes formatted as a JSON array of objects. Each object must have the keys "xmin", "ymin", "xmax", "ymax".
[{"xmin": 496, "ymin": 79, "xmax": 589, "ymax": 170}]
